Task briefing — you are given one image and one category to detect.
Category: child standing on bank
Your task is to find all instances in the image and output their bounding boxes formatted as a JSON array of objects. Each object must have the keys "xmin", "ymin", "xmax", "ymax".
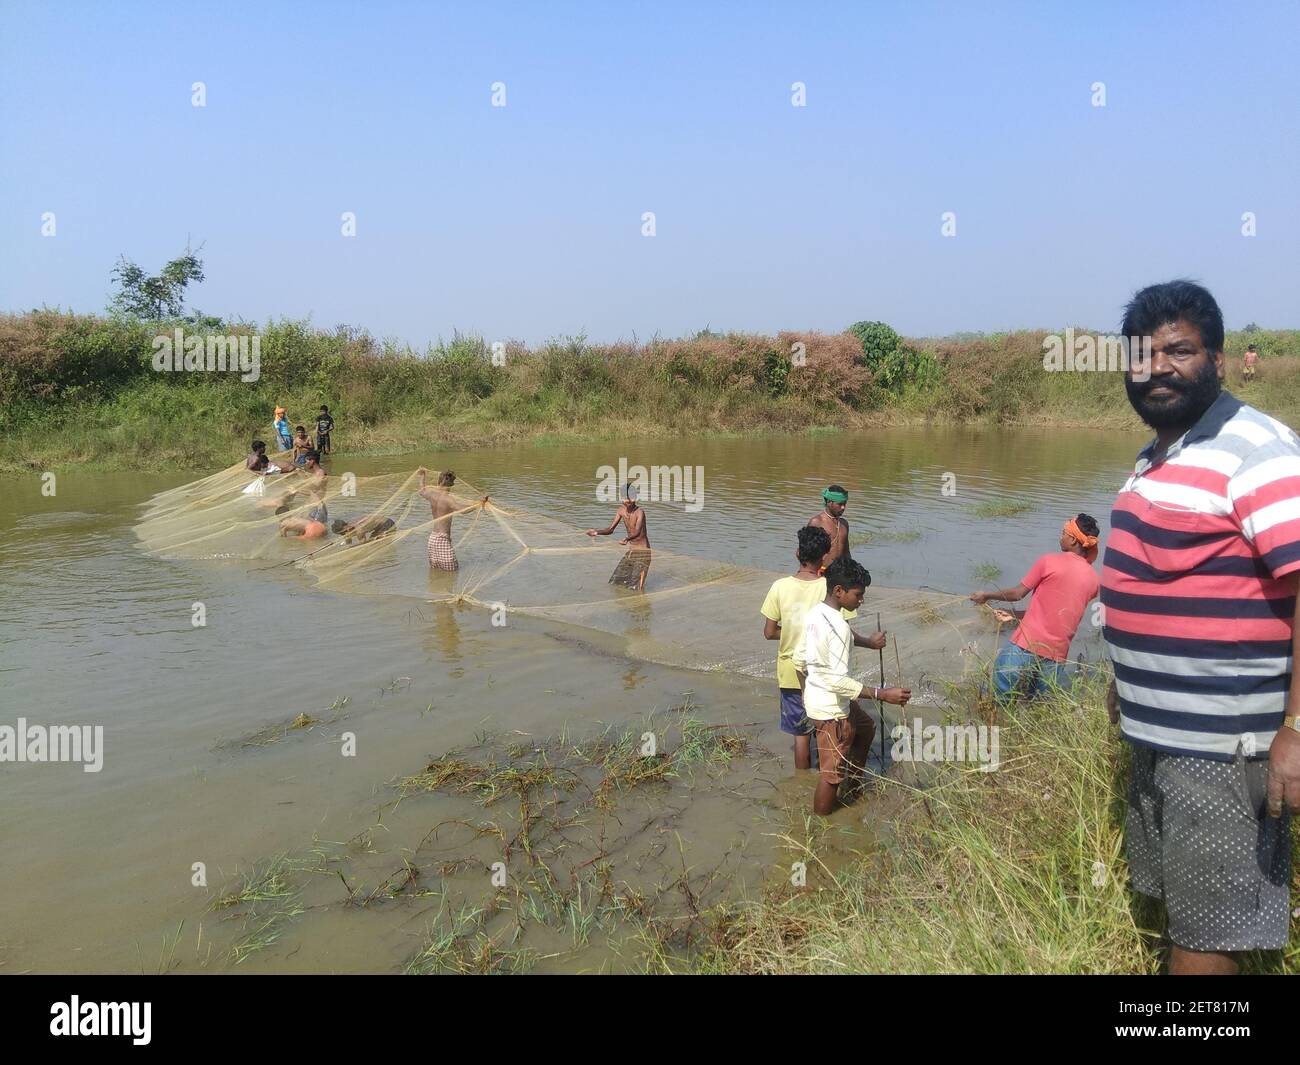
[{"xmin": 316, "ymin": 405, "xmax": 334, "ymax": 454}]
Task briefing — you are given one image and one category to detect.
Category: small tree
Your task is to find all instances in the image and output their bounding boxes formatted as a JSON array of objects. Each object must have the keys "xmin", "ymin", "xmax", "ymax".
[
  {"xmin": 848, "ymin": 320, "xmax": 903, "ymax": 367},
  {"xmin": 847, "ymin": 320, "xmax": 939, "ymax": 392},
  {"xmin": 110, "ymin": 244, "xmax": 206, "ymax": 320}
]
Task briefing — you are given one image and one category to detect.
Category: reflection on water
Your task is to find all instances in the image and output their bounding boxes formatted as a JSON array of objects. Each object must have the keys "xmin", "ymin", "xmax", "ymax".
[{"xmin": 0, "ymin": 425, "xmax": 1149, "ymax": 972}]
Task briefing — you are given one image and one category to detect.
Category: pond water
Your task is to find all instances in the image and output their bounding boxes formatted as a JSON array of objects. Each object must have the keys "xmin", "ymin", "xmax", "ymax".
[{"xmin": 0, "ymin": 426, "xmax": 1147, "ymax": 972}]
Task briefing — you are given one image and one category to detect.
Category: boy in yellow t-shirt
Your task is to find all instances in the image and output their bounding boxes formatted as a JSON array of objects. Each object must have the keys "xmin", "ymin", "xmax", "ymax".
[{"xmin": 761, "ymin": 526, "xmax": 887, "ymax": 769}]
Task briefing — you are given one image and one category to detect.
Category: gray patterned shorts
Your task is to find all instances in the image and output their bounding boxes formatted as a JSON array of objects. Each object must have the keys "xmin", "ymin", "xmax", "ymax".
[{"xmin": 1126, "ymin": 743, "xmax": 1292, "ymax": 952}]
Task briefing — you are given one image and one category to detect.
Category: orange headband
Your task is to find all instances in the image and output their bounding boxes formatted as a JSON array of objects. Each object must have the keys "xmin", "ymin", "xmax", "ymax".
[{"xmin": 1064, "ymin": 518, "xmax": 1099, "ymax": 563}]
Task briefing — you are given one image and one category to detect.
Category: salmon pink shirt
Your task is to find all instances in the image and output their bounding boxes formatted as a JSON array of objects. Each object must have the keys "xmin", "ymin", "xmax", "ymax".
[{"xmin": 1011, "ymin": 552, "xmax": 1100, "ymax": 661}]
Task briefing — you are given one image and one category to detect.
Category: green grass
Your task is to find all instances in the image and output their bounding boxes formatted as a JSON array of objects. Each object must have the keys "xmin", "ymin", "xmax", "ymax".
[
  {"xmin": 404, "ymin": 900, "xmax": 539, "ymax": 975},
  {"xmin": 5, "ymin": 312, "xmax": 1298, "ymax": 473},
  {"xmin": 969, "ymin": 497, "xmax": 1034, "ymax": 519},
  {"xmin": 671, "ymin": 671, "xmax": 1300, "ymax": 975},
  {"xmin": 970, "ymin": 561, "xmax": 1002, "ymax": 583},
  {"xmin": 850, "ymin": 529, "xmax": 923, "ymax": 547},
  {"xmin": 210, "ymin": 854, "xmax": 312, "ymax": 964}
]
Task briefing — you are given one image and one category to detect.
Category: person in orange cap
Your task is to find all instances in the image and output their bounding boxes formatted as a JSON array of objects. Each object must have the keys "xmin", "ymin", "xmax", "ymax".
[
  {"xmin": 969, "ymin": 513, "xmax": 1102, "ymax": 703},
  {"xmin": 273, "ymin": 407, "xmax": 292, "ymax": 451}
]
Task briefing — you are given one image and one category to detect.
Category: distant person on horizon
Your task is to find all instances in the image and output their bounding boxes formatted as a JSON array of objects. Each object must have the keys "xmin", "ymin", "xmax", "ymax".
[
  {"xmin": 762, "ymin": 525, "xmax": 888, "ymax": 770},
  {"xmin": 969, "ymin": 513, "xmax": 1101, "ymax": 704},
  {"xmin": 793, "ymin": 555, "xmax": 910, "ymax": 815},
  {"xmin": 587, "ymin": 483, "xmax": 651, "ymax": 591},
  {"xmin": 808, "ymin": 485, "xmax": 851, "ymax": 573},
  {"xmin": 1243, "ymin": 343, "xmax": 1259, "ymax": 382},
  {"xmin": 316, "ymin": 405, "xmax": 334, "ymax": 454}
]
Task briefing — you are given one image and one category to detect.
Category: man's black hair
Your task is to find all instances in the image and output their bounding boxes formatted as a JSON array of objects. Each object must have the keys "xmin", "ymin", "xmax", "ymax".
[
  {"xmin": 295, "ymin": 425, "xmax": 306, "ymax": 433},
  {"xmin": 1075, "ymin": 513, "xmax": 1100, "ymax": 538},
  {"xmin": 824, "ymin": 555, "xmax": 870, "ymax": 593},
  {"xmin": 320, "ymin": 405, "xmax": 329, "ymax": 412},
  {"xmin": 304, "ymin": 450, "xmax": 321, "ymax": 464},
  {"xmin": 251, "ymin": 439, "xmax": 266, "ymax": 452},
  {"xmin": 827, "ymin": 483, "xmax": 847, "ymax": 496},
  {"xmin": 797, "ymin": 525, "xmax": 832, "ymax": 565},
  {"xmin": 1120, "ymin": 279, "xmax": 1224, "ymax": 355}
]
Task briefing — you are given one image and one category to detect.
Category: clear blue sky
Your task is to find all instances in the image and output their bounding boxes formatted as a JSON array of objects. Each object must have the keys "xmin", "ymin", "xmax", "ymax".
[{"xmin": 2, "ymin": 0, "xmax": 1297, "ymax": 346}]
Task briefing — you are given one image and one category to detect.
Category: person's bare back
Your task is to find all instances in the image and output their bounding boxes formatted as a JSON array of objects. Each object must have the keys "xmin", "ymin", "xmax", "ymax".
[{"xmin": 418, "ymin": 468, "xmax": 460, "ymax": 535}]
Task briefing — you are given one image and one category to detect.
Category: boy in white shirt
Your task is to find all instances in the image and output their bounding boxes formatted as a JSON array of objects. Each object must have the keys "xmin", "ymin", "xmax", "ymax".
[{"xmin": 794, "ymin": 556, "xmax": 911, "ymax": 815}]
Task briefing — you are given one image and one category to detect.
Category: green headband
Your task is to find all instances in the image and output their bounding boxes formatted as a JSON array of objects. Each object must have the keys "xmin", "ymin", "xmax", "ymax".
[{"xmin": 822, "ymin": 489, "xmax": 848, "ymax": 504}]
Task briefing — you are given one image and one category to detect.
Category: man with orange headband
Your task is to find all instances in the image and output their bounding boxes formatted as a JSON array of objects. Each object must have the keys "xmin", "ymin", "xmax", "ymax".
[{"xmin": 970, "ymin": 513, "xmax": 1101, "ymax": 703}]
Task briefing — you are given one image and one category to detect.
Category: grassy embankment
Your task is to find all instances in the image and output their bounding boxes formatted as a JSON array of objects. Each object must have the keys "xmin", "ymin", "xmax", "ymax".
[
  {"xmin": 3, "ymin": 310, "xmax": 1297, "ymax": 473},
  {"xmin": 679, "ymin": 670, "xmax": 1300, "ymax": 975}
]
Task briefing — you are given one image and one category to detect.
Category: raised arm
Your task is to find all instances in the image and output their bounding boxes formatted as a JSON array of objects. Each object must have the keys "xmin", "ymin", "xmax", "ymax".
[{"xmin": 415, "ymin": 467, "xmax": 437, "ymax": 500}]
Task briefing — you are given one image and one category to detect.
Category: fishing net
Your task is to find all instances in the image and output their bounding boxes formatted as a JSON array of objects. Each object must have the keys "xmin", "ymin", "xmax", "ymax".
[{"xmin": 135, "ymin": 457, "xmax": 1006, "ymax": 694}]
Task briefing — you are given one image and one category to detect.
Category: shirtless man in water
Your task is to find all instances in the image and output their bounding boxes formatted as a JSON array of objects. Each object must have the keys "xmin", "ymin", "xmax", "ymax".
[
  {"xmin": 808, "ymin": 484, "xmax": 851, "ymax": 573},
  {"xmin": 276, "ymin": 451, "xmax": 329, "ymax": 537},
  {"xmin": 300, "ymin": 452, "xmax": 329, "ymax": 525},
  {"xmin": 246, "ymin": 439, "xmax": 294, "ymax": 475},
  {"xmin": 418, "ymin": 467, "xmax": 467, "ymax": 570},
  {"xmin": 587, "ymin": 483, "xmax": 651, "ymax": 591}
]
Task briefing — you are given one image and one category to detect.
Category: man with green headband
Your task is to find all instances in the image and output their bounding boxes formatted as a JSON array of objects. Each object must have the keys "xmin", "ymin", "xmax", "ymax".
[{"xmin": 808, "ymin": 484, "xmax": 851, "ymax": 573}]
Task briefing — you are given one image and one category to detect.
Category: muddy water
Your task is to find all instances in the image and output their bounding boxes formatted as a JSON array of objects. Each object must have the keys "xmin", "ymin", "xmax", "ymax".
[{"xmin": 0, "ymin": 426, "xmax": 1146, "ymax": 973}]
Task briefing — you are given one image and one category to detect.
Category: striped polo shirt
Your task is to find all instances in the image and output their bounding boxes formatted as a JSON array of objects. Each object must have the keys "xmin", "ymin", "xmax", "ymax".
[{"xmin": 1102, "ymin": 390, "xmax": 1300, "ymax": 760}]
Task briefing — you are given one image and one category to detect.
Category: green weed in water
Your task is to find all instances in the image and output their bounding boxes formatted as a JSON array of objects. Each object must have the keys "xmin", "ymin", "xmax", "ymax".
[
  {"xmin": 970, "ymin": 497, "xmax": 1034, "ymax": 519},
  {"xmin": 211, "ymin": 854, "xmax": 313, "ymax": 964},
  {"xmin": 850, "ymin": 529, "xmax": 923, "ymax": 547}
]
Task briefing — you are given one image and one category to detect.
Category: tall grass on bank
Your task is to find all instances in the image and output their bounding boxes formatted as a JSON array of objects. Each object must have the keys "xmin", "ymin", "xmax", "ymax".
[
  {"xmin": 687, "ymin": 671, "xmax": 1299, "ymax": 975},
  {"xmin": 2, "ymin": 311, "xmax": 1298, "ymax": 472}
]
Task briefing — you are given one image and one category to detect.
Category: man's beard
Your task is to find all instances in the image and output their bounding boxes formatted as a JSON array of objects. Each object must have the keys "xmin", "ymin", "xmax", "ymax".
[{"xmin": 1125, "ymin": 360, "xmax": 1221, "ymax": 431}]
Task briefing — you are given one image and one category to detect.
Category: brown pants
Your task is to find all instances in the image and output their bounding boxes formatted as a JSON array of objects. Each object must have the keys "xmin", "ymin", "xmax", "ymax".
[{"xmin": 813, "ymin": 701, "xmax": 872, "ymax": 785}]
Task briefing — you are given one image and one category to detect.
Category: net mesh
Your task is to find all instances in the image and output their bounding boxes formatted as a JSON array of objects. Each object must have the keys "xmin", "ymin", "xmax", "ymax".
[{"xmin": 134, "ymin": 458, "xmax": 999, "ymax": 691}]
